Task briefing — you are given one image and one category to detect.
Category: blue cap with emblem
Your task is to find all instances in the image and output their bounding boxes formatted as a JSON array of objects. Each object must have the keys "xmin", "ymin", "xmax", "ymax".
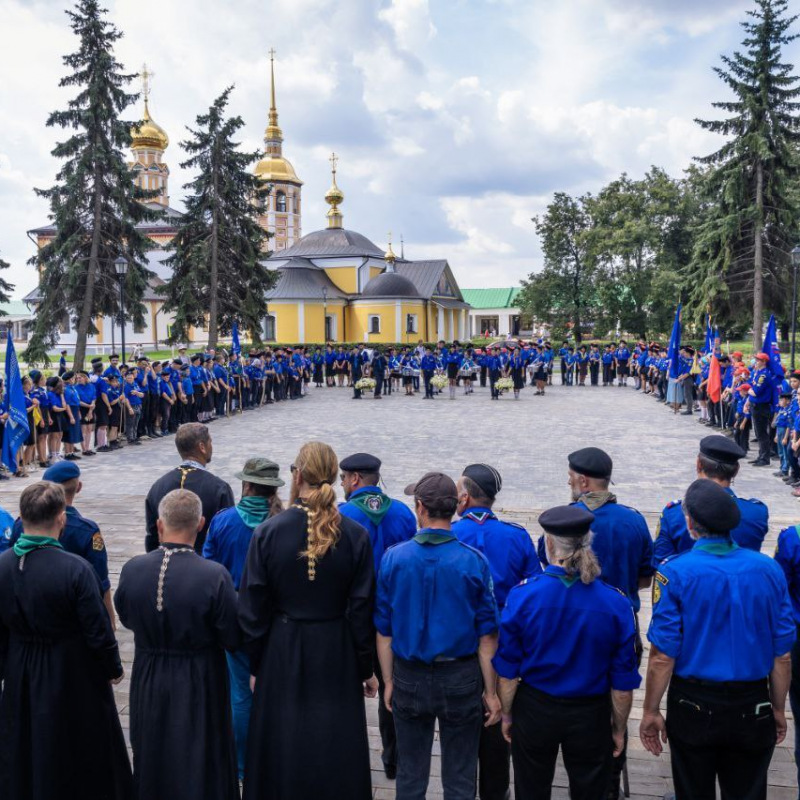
[{"xmin": 43, "ymin": 461, "xmax": 81, "ymax": 484}]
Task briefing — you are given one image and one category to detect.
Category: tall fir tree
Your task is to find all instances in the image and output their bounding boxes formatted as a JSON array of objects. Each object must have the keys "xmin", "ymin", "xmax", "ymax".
[
  {"xmin": 691, "ymin": 0, "xmax": 800, "ymax": 347},
  {"xmin": 159, "ymin": 88, "xmax": 275, "ymax": 347},
  {"xmin": 25, "ymin": 0, "xmax": 156, "ymax": 369},
  {"xmin": 0, "ymin": 254, "xmax": 14, "ymax": 319}
]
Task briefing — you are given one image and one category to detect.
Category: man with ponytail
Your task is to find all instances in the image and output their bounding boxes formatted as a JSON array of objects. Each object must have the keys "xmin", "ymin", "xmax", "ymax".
[
  {"xmin": 494, "ymin": 505, "xmax": 640, "ymax": 800},
  {"xmin": 238, "ymin": 441, "xmax": 376, "ymax": 800},
  {"xmin": 375, "ymin": 471, "xmax": 500, "ymax": 800}
]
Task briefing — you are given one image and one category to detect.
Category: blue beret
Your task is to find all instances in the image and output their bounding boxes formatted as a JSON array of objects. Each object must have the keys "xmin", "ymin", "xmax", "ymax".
[
  {"xmin": 538, "ymin": 505, "xmax": 595, "ymax": 538},
  {"xmin": 340, "ymin": 453, "xmax": 381, "ymax": 473},
  {"xmin": 43, "ymin": 461, "xmax": 81, "ymax": 484}
]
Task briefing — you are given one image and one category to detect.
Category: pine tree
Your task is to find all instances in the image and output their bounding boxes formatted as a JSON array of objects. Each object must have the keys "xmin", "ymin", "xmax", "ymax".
[
  {"xmin": 159, "ymin": 88, "xmax": 275, "ymax": 347},
  {"xmin": 0, "ymin": 254, "xmax": 15, "ymax": 313},
  {"xmin": 692, "ymin": 0, "xmax": 800, "ymax": 347},
  {"xmin": 24, "ymin": 0, "xmax": 156, "ymax": 369}
]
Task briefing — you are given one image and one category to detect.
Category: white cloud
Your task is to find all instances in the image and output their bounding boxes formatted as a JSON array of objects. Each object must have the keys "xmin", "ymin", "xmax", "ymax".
[{"xmin": 379, "ymin": 0, "xmax": 437, "ymax": 51}]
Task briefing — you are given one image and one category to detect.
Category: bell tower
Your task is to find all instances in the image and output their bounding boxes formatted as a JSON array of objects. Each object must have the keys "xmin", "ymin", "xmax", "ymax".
[{"xmin": 129, "ymin": 64, "xmax": 170, "ymax": 207}]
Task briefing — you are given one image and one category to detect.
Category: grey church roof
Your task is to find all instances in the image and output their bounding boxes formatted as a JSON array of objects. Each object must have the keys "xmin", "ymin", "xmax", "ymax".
[
  {"xmin": 265, "ymin": 259, "xmax": 348, "ymax": 300},
  {"xmin": 361, "ymin": 271, "xmax": 419, "ymax": 298},
  {"xmin": 277, "ymin": 228, "xmax": 384, "ymax": 259}
]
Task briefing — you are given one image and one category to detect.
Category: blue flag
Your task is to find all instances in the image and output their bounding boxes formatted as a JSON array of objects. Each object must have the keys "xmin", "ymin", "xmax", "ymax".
[
  {"xmin": 2, "ymin": 329, "xmax": 29, "ymax": 474},
  {"xmin": 667, "ymin": 304, "xmax": 682, "ymax": 380},
  {"xmin": 704, "ymin": 315, "xmax": 713, "ymax": 354},
  {"xmin": 761, "ymin": 314, "xmax": 782, "ymax": 378},
  {"xmin": 231, "ymin": 322, "xmax": 241, "ymax": 356}
]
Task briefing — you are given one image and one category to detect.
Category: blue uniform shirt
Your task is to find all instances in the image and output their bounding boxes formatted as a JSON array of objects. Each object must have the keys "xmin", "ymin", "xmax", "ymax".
[
  {"xmin": 375, "ymin": 529, "xmax": 498, "ymax": 663},
  {"xmin": 648, "ymin": 539, "xmax": 795, "ymax": 681},
  {"xmin": 493, "ymin": 566, "xmax": 641, "ymax": 696},
  {"xmin": 339, "ymin": 487, "xmax": 416, "ymax": 574},
  {"xmin": 2, "ymin": 508, "xmax": 110, "ymax": 591},
  {"xmin": 451, "ymin": 508, "xmax": 542, "ymax": 608},
  {"xmin": 537, "ymin": 499, "xmax": 654, "ymax": 612},
  {"xmin": 654, "ymin": 490, "xmax": 768, "ymax": 564},
  {"xmin": 775, "ymin": 525, "xmax": 800, "ymax": 626},
  {"xmin": 203, "ymin": 506, "xmax": 256, "ymax": 590}
]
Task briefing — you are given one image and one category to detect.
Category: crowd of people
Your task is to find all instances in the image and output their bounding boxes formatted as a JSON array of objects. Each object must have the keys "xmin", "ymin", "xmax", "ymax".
[{"xmin": 0, "ymin": 422, "xmax": 798, "ymax": 800}]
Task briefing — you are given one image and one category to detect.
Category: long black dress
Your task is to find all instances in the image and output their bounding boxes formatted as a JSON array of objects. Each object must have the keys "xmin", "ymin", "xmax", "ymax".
[
  {"xmin": 0, "ymin": 547, "xmax": 132, "ymax": 800},
  {"xmin": 114, "ymin": 545, "xmax": 241, "ymax": 800},
  {"xmin": 238, "ymin": 506, "xmax": 375, "ymax": 800}
]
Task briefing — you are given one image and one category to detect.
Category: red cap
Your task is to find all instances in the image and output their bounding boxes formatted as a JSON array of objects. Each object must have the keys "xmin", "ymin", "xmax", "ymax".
[
  {"xmin": 754, "ymin": 352, "xmax": 769, "ymax": 362},
  {"xmin": 738, "ymin": 383, "xmax": 752, "ymax": 392},
  {"xmin": 735, "ymin": 367, "xmax": 750, "ymax": 376},
  {"xmin": 732, "ymin": 351, "xmax": 743, "ymax": 358}
]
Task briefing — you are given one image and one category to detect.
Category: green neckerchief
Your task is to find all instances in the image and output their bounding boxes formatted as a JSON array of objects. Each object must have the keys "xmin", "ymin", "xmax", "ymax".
[
  {"xmin": 580, "ymin": 491, "xmax": 617, "ymax": 511},
  {"xmin": 13, "ymin": 534, "xmax": 63, "ymax": 558},
  {"xmin": 544, "ymin": 566, "xmax": 580, "ymax": 589},
  {"xmin": 414, "ymin": 529, "xmax": 456, "ymax": 545},
  {"xmin": 694, "ymin": 538, "xmax": 739, "ymax": 556},
  {"xmin": 236, "ymin": 496, "xmax": 272, "ymax": 529},
  {"xmin": 349, "ymin": 489, "xmax": 393, "ymax": 525}
]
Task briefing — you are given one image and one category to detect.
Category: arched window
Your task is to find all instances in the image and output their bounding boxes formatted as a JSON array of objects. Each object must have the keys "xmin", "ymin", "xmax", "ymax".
[{"xmin": 276, "ymin": 191, "xmax": 287, "ymax": 212}]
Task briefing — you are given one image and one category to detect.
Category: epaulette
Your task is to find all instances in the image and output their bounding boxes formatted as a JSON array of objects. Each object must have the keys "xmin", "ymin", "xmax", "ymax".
[
  {"xmin": 660, "ymin": 550, "xmax": 690, "ymax": 567},
  {"xmin": 665, "ymin": 499, "xmax": 682, "ymax": 510},
  {"xmin": 509, "ymin": 575, "xmax": 541, "ymax": 591},
  {"xmin": 745, "ymin": 497, "xmax": 766, "ymax": 506},
  {"xmin": 502, "ymin": 520, "xmax": 529, "ymax": 533}
]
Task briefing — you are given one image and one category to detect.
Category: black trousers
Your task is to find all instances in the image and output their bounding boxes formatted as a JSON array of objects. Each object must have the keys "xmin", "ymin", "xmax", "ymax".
[
  {"xmin": 478, "ymin": 720, "xmax": 510, "ymax": 800},
  {"xmin": 511, "ymin": 683, "xmax": 612, "ymax": 800},
  {"xmin": 374, "ymin": 374, "xmax": 385, "ymax": 397},
  {"xmin": 590, "ymin": 363, "xmax": 599, "ymax": 385},
  {"xmin": 666, "ymin": 676, "xmax": 775, "ymax": 800},
  {"xmin": 751, "ymin": 402, "xmax": 772, "ymax": 463},
  {"xmin": 602, "ymin": 363, "xmax": 612, "ymax": 385},
  {"xmin": 480, "ymin": 366, "xmax": 487, "ymax": 387},
  {"xmin": 375, "ymin": 652, "xmax": 396, "ymax": 769}
]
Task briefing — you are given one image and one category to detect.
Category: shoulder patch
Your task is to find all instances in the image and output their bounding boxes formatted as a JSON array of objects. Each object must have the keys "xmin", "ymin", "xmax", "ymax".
[
  {"xmin": 655, "ymin": 572, "xmax": 669, "ymax": 586},
  {"xmin": 91, "ymin": 532, "xmax": 105, "ymax": 552},
  {"xmin": 746, "ymin": 497, "xmax": 766, "ymax": 506},
  {"xmin": 665, "ymin": 499, "xmax": 682, "ymax": 509}
]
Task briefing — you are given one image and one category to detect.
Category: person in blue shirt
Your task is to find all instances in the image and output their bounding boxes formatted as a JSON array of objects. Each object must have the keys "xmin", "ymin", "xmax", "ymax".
[
  {"xmin": 420, "ymin": 347, "xmax": 436, "ymax": 399},
  {"xmin": 488, "ymin": 346, "xmax": 503, "ymax": 399},
  {"xmin": 558, "ymin": 341, "xmax": 570, "ymax": 384},
  {"xmin": 601, "ymin": 344, "xmax": 615, "ymax": 386},
  {"xmin": 375, "ymin": 471, "xmax": 500, "ymax": 800},
  {"xmin": 60, "ymin": 372, "xmax": 82, "ymax": 461},
  {"xmin": 122, "ymin": 371, "xmax": 144, "ymax": 446},
  {"xmin": 158, "ymin": 370, "xmax": 176, "ymax": 435},
  {"xmin": 451, "ymin": 463, "xmax": 541, "ymax": 800},
  {"xmin": 203, "ymin": 458, "xmax": 284, "ymax": 782},
  {"xmin": 445, "ymin": 343, "xmax": 463, "ymax": 400},
  {"xmin": 749, "ymin": 351, "xmax": 774, "ymax": 466},
  {"xmin": 654, "ymin": 435, "xmax": 768, "ymax": 564},
  {"xmin": 614, "ymin": 340, "xmax": 630, "ymax": 386},
  {"xmin": 641, "ymin": 479, "xmax": 794, "ymax": 800},
  {"xmin": 495, "ymin": 505, "xmax": 639, "ymax": 800},
  {"xmin": 338, "ymin": 452, "xmax": 416, "ymax": 780},
  {"xmin": 774, "ymin": 522, "xmax": 800, "ymax": 793},
  {"xmin": 1, "ymin": 461, "xmax": 116, "ymax": 627}
]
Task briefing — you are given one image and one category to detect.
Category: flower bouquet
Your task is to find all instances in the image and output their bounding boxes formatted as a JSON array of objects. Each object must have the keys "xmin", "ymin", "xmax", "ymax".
[
  {"xmin": 495, "ymin": 376, "xmax": 514, "ymax": 393},
  {"xmin": 354, "ymin": 377, "xmax": 376, "ymax": 391},
  {"xmin": 431, "ymin": 374, "xmax": 449, "ymax": 390}
]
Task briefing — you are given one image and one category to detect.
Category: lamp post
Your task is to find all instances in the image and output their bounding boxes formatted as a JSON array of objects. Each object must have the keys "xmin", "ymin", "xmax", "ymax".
[
  {"xmin": 322, "ymin": 286, "xmax": 328, "ymax": 343},
  {"xmin": 792, "ymin": 246, "xmax": 800, "ymax": 369},
  {"xmin": 114, "ymin": 256, "xmax": 128, "ymax": 363}
]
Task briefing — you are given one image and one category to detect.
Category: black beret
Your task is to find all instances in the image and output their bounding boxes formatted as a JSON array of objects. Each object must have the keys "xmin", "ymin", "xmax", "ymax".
[
  {"xmin": 568, "ymin": 447, "xmax": 613, "ymax": 480},
  {"xmin": 538, "ymin": 505, "xmax": 595, "ymax": 538},
  {"xmin": 699, "ymin": 435, "xmax": 746, "ymax": 464},
  {"xmin": 190, "ymin": 354, "xmax": 202, "ymax": 362},
  {"xmin": 46, "ymin": 376, "xmax": 60, "ymax": 388},
  {"xmin": 780, "ymin": 391, "xmax": 793, "ymax": 399},
  {"xmin": 462, "ymin": 463, "xmax": 503, "ymax": 498},
  {"xmin": 684, "ymin": 478, "xmax": 740, "ymax": 534},
  {"xmin": 61, "ymin": 371, "xmax": 75, "ymax": 381},
  {"xmin": 90, "ymin": 357, "xmax": 103, "ymax": 365},
  {"xmin": 340, "ymin": 453, "xmax": 381, "ymax": 473}
]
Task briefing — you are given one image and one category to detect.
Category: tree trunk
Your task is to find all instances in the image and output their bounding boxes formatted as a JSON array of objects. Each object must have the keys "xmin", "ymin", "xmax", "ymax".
[
  {"xmin": 752, "ymin": 160, "xmax": 764, "ymax": 351},
  {"xmin": 74, "ymin": 144, "xmax": 102, "ymax": 372},
  {"xmin": 207, "ymin": 142, "xmax": 220, "ymax": 350},
  {"xmin": 573, "ymin": 260, "xmax": 582, "ymax": 343}
]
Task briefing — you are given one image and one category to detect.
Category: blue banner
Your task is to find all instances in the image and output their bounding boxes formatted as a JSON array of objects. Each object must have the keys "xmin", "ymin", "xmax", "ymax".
[
  {"xmin": 231, "ymin": 322, "xmax": 241, "ymax": 356},
  {"xmin": 703, "ymin": 315, "xmax": 713, "ymax": 354},
  {"xmin": 761, "ymin": 314, "xmax": 783, "ymax": 378},
  {"xmin": 667, "ymin": 304, "xmax": 682, "ymax": 380},
  {"xmin": 2, "ymin": 329, "xmax": 29, "ymax": 474}
]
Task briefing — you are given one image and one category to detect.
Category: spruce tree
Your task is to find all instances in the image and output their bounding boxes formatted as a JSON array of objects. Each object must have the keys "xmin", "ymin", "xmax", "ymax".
[
  {"xmin": 0, "ymin": 254, "xmax": 15, "ymax": 314},
  {"xmin": 159, "ymin": 88, "xmax": 275, "ymax": 348},
  {"xmin": 692, "ymin": 0, "xmax": 800, "ymax": 347},
  {"xmin": 24, "ymin": 0, "xmax": 156, "ymax": 369}
]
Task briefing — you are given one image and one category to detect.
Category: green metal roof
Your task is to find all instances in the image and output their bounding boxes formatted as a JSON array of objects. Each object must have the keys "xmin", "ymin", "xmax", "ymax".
[
  {"xmin": 0, "ymin": 301, "xmax": 32, "ymax": 317},
  {"xmin": 461, "ymin": 288, "xmax": 520, "ymax": 309}
]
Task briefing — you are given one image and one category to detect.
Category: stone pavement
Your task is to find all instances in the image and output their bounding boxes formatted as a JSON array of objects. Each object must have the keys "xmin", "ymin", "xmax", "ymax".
[{"xmin": 0, "ymin": 378, "xmax": 798, "ymax": 798}]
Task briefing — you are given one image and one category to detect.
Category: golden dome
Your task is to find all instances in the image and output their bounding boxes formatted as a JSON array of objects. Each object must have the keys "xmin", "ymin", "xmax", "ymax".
[
  {"xmin": 325, "ymin": 182, "xmax": 344, "ymax": 206},
  {"xmin": 254, "ymin": 154, "xmax": 303, "ymax": 185},
  {"xmin": 131, "ymin": 102, "xmax": 169, "ymax": 150}
]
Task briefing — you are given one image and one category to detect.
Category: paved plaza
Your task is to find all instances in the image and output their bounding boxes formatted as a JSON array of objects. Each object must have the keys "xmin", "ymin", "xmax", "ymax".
[{"xmin": 1, "ymin": 379, "xmax": 798, "ymax": 798}]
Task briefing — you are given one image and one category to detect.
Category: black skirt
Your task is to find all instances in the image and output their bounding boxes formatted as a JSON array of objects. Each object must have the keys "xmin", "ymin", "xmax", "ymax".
[
  {"xmin": 447, "ymin": 363, "xmax": 459, "ymax": 380},
  {"xmin": 95, "ymin": 403, "xmax": 110, "ymax": 427}
]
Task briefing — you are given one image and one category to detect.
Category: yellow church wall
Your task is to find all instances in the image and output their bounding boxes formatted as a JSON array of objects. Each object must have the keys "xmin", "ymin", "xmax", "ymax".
[
  {"xmin": 401, "ymin": 301, "xmax": 426, "ymax": 344},
  {"xmin": 346, "ymin": 303, "xmax": 393, "ymax": 344},
  {"xmin": 271, "ymin": 303, "xmax": 299, "ymax": 343},
  {"xmin": 324, "ymin": 267, "xmax": 358, "ymax": 294}
]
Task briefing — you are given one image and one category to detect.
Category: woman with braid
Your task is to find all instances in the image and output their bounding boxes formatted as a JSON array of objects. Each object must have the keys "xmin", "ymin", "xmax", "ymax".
[{"xmin": 238, "ymin": 441, "xmax": 377, "ymax": 800}]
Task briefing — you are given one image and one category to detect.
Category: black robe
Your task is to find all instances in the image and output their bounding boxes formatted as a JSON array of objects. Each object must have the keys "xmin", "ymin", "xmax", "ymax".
[
  {"xmin": 144, "ymin": 465, "xmax": 235, "ymax": 553},
  {"xmin": 0, "ymin": 547, "xmax": 131, "ymax": 800},
  {"xmin": 114, "ymin": 544, "xmax": 241, "ymax": 800},
  {"xmin": 238, "ymin": 507, "xmax": 375, "ymax": 800}
]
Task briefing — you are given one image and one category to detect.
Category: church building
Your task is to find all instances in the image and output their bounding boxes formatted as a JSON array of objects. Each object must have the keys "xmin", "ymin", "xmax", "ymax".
[{"xmin": 25, "ymin": 54, "xmax": 470, "ymax": 350}]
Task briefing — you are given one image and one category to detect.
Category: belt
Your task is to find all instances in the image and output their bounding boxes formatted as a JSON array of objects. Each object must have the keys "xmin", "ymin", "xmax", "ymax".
[
  {"xmin": 673, "ymin": 674, "xmax": 768, "ymax": 691},
  {"xmin": 433, "ymin": 654, "xmax": 477, "ymax": 663}
]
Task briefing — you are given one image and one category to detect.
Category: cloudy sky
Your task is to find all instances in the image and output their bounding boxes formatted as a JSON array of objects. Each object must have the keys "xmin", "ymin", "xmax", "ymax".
[{"xmin": 1, "ymin": 0, "xmax": 793, "ymax": 299}]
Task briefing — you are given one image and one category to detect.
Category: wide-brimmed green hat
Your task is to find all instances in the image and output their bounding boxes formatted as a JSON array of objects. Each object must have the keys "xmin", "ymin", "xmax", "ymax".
[{"xmin": 235, "ymin": 458, "xmax": 285, "ymax": 487}]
